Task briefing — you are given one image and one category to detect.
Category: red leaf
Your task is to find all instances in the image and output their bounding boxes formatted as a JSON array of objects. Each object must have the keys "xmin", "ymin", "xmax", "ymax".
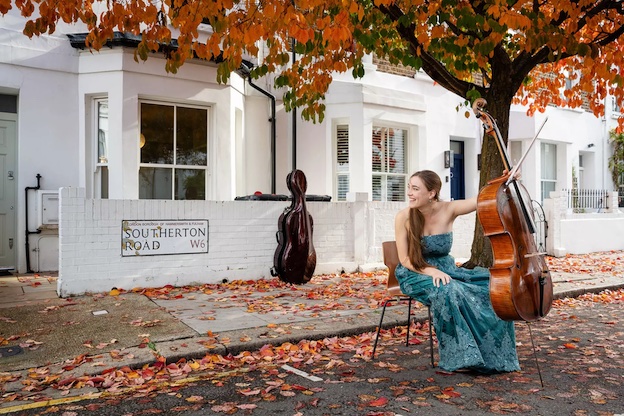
[
  {"xmin": 443, "ymin": 387, "xmax": 461, "ymax": 397},
  {"xmin": 369, "ymin": 397, "xmax": 389, "ymax": 407}
]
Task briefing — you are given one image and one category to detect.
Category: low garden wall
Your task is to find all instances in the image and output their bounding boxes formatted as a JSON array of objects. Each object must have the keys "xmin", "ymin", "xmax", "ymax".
[
  {"xmin": 58, "ymin": 187, "xmax": 624, "ymax": 296},
  {"xmin": 543, "ymin": 191, "xmax": 624, "ymax": 256},
  {"xmin": 58, "ymin": 188, "xmax": 476, "ymax": 296}
]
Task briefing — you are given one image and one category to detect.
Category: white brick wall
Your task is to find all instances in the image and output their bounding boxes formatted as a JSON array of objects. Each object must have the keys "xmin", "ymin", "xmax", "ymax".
[
  {"xmin": 57, "ymin": 188, "xmax": 477, "ymax": 296},
  {"xmin": 544, "ymin": 191, "xmax": 624, "ymax": 256}
]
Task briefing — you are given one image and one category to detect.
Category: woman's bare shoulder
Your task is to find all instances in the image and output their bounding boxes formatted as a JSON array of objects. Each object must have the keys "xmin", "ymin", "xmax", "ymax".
[{"xmin": 395, "ymin": 206, "xmax": 410, "ymax": 220}]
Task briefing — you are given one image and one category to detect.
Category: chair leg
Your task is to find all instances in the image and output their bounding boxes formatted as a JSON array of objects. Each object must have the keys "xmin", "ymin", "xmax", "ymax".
[
  {"xmin": 405, "ymin": 298, "xmax": 412, "ymax": 347},
  {"xmin": 371, "ymin": 299, "xmax": 391, "ymax": 359},
  {"xmin": 373, "ymin": 297, "xmax": 430, "ymax": 362},
  {"xmin": 427, "ymin": 305, "xmax": 435, "ymax": 368}
]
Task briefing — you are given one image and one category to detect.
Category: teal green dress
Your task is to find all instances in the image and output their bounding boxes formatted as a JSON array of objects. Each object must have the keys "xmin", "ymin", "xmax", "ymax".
[{"xmin": 395, "ymin": 232, "xmax": 520, "ymax": 373}]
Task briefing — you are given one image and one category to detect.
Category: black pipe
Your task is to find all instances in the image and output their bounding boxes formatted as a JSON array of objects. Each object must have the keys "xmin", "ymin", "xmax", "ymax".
[
  {"xmin": 291, "ymin": 38, "xmax": 297, "ymax": 170},
  {"xmin": 247, "ymin": 79, "xmax": 277, "ymax": 194},
  {"xmin": 25, "ymin": 174, "xmax": 42, "ymax": 273},
  {"xmin": 238, "ymin": 62, "xmax": 277, "ymax": 194},
  {"xmin": 292, "ymin": 106, "xmax": 297, "ymax": 171}
]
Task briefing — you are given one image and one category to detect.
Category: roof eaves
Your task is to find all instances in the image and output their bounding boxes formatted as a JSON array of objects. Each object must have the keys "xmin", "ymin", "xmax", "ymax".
[{"xmin": 67, "ymin": 32, "xmax": 153, "ymax": 49}]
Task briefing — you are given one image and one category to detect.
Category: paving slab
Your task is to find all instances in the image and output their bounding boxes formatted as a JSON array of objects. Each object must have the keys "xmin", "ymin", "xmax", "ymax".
[{"xmin": 0, "ymin": 293, "xmax": 197, "ymax": 372}]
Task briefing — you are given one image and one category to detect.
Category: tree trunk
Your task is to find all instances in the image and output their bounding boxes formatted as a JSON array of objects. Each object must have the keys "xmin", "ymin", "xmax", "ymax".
[
  {"xmin": 462, "ymin": 91, "xmax": 513, "ymax": 269},
  {"xmin": 409, "ymin": 40, "xmax": 531, "ymax": 269}
]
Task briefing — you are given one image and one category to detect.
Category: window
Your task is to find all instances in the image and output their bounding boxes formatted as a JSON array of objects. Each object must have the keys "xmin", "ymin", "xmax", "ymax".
[
  {"xmin": 335, "ymin": 125, "xmax": 349, "ymax": 201},
  {"xmin": 509, "ymin": 141, "xmax": 522, "ymax": 166},
  {"xmin": 0, "ymin": 94, "xmax": 17, "ymax": 113},
  {"xmin": 372, "ymin": 126, "xmax": 407, "ymax": 202},
  {"xmin": 540, "ymin": 142, "xmax": 557, "ymax": 201},
  {"xmin": 139, "ymin": 102, "xmax": 209, "ymax": 200},
  {"xmin": 577, "ymin": 155, "xmax": 584, "ymax": 189},
  {"xmin": 612, "ymin": 96, "xmax": 621, "ymax": 114},
  {"xmin": 95, "ymin": 99, "xmax": 109, "ymax": 199}
]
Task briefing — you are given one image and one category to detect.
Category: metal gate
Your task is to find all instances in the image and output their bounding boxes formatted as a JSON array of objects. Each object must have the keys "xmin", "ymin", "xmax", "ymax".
[{"xmin": 531, "ymin": 199, "xmax": 547, "ymax": 253}]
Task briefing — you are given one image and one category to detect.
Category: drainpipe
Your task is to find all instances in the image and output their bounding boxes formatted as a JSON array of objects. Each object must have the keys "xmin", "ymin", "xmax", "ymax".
[
  {"xmin": 291, "ymin": 38, "xmax": 297, "ymax": 170},
  {"xmin": 240, "ymin": 63, "xmax": 277, "ymax": 194},
  {"xmin": 25, "ymin": 174, "xmax": 42, "ymax": 273}
]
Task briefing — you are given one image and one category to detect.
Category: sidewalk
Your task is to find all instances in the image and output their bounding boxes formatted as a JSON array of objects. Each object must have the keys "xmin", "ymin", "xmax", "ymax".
[{"xmin": 1, "ymin": 261, "xmax": 623, "ymax": 410}]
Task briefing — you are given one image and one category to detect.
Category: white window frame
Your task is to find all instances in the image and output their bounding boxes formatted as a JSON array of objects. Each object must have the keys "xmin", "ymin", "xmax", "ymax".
[
  {"xmin": 612, "ymin": 96, "xmax": 621, "ymax": 114},
  {"xmin": 138, "ymin": 100, "xmax": 211, "ymax": 200},
  {"xmin": 540, "ymin": 142, "xmax": 557, "ymax": 201},
  {"xmin": 372, "ymin": 125, "xmax": 408, "ymax": 202},
  {"xmin": 94, "ymin": 97, "xmax": 109, "ymax": 199},
  {"xmin": 335, "ymin": 123, "xmax": 350, "ymax": 201}
]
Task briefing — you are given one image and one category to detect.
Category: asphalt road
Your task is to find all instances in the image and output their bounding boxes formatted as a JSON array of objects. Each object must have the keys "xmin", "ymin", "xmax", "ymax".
[{"xmin": 6, "ymin": 294, "xmax": 623, "ymax": 416}]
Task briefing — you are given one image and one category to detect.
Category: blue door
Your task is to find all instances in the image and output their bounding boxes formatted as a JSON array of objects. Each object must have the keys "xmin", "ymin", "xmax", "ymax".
[{"xmin": 450, "ymin": 141, "xmax": 465, "ymax": 201}]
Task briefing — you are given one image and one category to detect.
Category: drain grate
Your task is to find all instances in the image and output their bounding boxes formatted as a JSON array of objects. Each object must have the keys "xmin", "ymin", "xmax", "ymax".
[{"xmin": 0, "ymin": 346, "xmax": 24, "ymax": 358}]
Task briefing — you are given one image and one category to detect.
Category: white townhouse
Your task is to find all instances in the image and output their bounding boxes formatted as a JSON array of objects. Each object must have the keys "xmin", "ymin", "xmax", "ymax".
[{"xmin": 1, "ymin": 9, "xmax": 622, "ymax": 294}]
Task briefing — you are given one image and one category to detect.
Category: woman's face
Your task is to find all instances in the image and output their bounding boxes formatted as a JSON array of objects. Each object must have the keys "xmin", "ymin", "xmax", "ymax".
[{"xmin": 407, "ymin": 175, "xmax": 435, "ymax": 209}]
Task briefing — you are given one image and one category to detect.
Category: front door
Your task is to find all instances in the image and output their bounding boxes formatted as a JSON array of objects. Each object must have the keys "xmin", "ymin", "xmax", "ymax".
[
  {"xmin": 450, "ymin": 140, "xmax": 465, "ymax": 201},
  {"xmin": 0, "ymin": 115, "xmax": 17, "ymax": 271}
]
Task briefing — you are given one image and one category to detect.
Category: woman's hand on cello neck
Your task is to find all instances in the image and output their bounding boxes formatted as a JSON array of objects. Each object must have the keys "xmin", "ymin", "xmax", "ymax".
[{"xmin": 502, "ymin": 168, "xmax": 521, "ymax": 181}]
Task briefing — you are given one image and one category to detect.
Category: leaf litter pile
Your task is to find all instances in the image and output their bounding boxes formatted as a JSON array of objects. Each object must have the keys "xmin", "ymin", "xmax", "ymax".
[
  {"xmin": 545, "ymin": 250, "xmax": 623, "ymax": 275},
  {"xmin": 0, "ymin": 251, "xmax": 622, "ymax": 415}
]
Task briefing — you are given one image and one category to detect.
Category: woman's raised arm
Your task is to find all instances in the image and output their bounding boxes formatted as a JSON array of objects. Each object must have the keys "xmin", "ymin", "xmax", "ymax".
[{"xmin": 449, "ymin": 196, "xmax": 477, "ymax": 218}]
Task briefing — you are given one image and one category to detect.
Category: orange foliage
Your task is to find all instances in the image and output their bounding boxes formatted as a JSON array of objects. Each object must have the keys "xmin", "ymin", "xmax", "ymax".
[{"xmin": 1, "ymin": 0, "xmax": 624, "ymax": 124}]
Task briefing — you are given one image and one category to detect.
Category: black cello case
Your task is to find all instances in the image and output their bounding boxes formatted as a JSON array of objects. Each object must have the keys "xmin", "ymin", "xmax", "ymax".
[{"xmin": 270, "ymin": 170, "xmax": 317, "ymax": 284}]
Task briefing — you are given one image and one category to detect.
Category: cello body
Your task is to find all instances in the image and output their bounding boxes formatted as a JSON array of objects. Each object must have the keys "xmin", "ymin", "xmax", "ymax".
[
  {"xmin": 270, "ymin": 170, "xmax": 317, "ymax": 284},
  {"xmin": 478, "ymin": 175, "xmax": 553, "ymax": 321},
  {"xmin": 473, "ymin": 98, "xmax": 553, "ymax": 321}
]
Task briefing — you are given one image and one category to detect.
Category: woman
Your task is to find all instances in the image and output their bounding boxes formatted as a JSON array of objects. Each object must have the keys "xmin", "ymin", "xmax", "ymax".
[{"xmin": 394, "ymin": 170, "xmax": 520, "ymax": 373}]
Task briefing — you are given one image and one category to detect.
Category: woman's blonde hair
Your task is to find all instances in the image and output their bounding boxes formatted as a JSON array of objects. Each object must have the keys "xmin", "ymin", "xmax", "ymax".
[{"xmin": 406, "ymin": 170, "xmax": 441, "ymax": 269}]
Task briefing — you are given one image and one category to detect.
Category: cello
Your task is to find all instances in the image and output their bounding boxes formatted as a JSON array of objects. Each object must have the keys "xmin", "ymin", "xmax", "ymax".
[
  {"xmin": 473, "ymin": 98, "xmax": 553, "ymax": 321},
  {"xmin": 270, "ymin": 170, "xmax": 317, "ymax": 284}
]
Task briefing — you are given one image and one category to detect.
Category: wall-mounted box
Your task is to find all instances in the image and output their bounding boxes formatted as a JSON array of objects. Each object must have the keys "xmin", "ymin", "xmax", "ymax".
[{"xmin": 36, "ymin": 190, "xmax": 59, "ymax": 228}]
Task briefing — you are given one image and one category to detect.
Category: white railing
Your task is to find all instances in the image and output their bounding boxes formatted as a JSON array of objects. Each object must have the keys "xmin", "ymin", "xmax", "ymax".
[
  {"xmin": 543, "ymin": 190, "xmax": 624, "ymax": 256},
  {"xmin": 562, "ymin": 188, "xmax": 610, "ymax": 213}
]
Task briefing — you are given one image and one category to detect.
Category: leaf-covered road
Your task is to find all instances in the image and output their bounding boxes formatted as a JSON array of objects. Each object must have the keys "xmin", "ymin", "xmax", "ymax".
[{"xmin": 4, "ymin": 289, "xmax": 622, "ymax": 416}]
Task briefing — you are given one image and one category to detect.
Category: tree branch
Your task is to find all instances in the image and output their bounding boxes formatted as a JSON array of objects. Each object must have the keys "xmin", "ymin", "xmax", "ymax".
[{"xmin": 375, "ymin": 3, "xmax": 480, "ymax": 98}]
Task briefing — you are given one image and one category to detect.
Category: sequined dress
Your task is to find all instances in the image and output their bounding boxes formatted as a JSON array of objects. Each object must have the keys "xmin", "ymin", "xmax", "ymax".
[{"xmin": 395, "ymin": 232, "xmax": 520, "ymax": 373}]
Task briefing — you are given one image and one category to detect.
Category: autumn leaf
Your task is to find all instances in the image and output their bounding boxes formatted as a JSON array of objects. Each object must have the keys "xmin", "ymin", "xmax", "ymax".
[
  {"xmin": 238, "ymin": 388, "xmax": 261, "ymax": 396},
  {"xmin": 368, "ymin": 396, "xmax": 389, "ymax": 407},
  {"xmin": 442, "ymin": 387, "xmax": 461, "ymax": 398},
  {"xmin": 185, "ymin": 395, "xmax": 204, "ymax": 402}
]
